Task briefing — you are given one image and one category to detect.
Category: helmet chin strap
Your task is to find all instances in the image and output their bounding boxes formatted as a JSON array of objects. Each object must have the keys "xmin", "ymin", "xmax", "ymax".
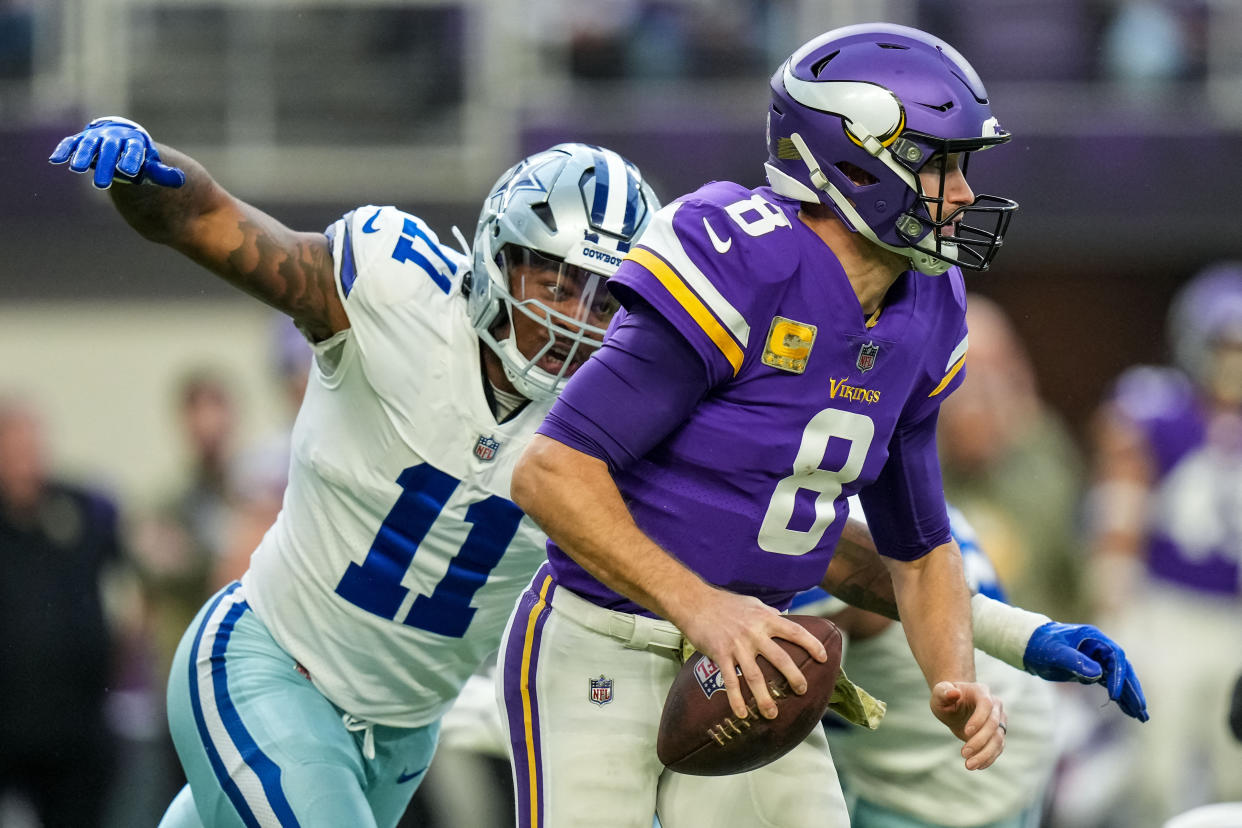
[{"xmin": 785, "ymin": 132, "xmax": 952, "ymax": 277}]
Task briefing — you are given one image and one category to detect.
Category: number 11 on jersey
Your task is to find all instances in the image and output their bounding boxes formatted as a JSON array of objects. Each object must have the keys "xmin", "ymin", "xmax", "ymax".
[{"xmin": 335, "ymin": 463, "xmax": 524, "ymax": 638}]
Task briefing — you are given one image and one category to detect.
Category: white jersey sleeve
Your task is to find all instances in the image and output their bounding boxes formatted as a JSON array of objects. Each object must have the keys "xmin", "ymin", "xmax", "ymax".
[{"xmin": 241, "ymin": 206, "xmax": 554, "ymax": 728}]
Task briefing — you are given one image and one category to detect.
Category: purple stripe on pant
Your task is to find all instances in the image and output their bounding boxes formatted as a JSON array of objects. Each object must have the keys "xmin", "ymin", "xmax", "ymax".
[{"xmin": 502, "ymin": 562, "xmax": 558, "ymax": 828}]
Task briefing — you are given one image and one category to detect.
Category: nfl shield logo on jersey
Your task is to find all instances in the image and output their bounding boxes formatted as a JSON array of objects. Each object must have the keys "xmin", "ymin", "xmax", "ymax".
[
  {"xmin": 693, "ymin": 656, "xmax": 726, "ymax": 698},
  {"xmin": 856, "ymin": 341, "xmax": 879, "ymax": 373},
  {"xmin": 474, "ymin": 435, "xmax": 501, "ymax": 462},
  {"xmin": 589, "ymin": 675, "xmax": 614, "ymax": 706}
]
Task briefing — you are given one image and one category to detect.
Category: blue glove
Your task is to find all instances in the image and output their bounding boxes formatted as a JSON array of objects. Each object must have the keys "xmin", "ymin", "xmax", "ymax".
[
  {"xmin": 1024, "ymin": 622, "xmax": 1149, "ymax": 722},
  {"xmin": 49, "ymin": 117, "xmax": 185, "ymax": 190}
]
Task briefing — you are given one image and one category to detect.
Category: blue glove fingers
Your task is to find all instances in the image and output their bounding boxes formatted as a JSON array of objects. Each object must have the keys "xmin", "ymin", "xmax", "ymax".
[
  {"xmin": 68, "ymin": 133, "xmax": 102, "ymax": 174},
  {"xmin": 48, "ymin": 134, "xmax": 80, "ymax": 165},
  {"xmin": 1114, "ymin": 668, "xmax": 1149, "ymax": 722},
  {"xmin": 1081, "ymin": 636, "xmax": 1149, "ymax": 721},
  {"xmin": 117, "ymin": 137, "xmax": 147, "ymax": 179},
  {"xmin": 1081, "ymin": 637, "xmax": 1128, "ymax": 699},
  {"xmin": 93, "ymin": 135, "xmax": 124, "ymax": 189},
  {"xmin": 1062, "ymin": 645, "xmax": 1104, "ymax": 682},
  {"xmin": 144, "ymin": 160, "xmax": 186, "ymax": 188},
  {"xmin": 1025, "ymin": 623, "xmax": 1103, "ymax": 682}
]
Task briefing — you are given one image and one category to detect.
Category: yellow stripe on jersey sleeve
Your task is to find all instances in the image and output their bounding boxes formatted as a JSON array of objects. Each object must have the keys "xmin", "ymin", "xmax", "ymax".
[
  {"xmin": 929, "ymin": 354, "xmax": 966, "ymax": 397},
  {"xmin": 627, "ymin": 246, "xmax": 746, "ymax": 375}
]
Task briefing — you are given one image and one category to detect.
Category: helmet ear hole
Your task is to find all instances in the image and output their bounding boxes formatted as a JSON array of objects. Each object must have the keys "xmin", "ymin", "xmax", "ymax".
[{"xmin": 835, "ymin": 162, "xmax": 878, "ymax": 187}]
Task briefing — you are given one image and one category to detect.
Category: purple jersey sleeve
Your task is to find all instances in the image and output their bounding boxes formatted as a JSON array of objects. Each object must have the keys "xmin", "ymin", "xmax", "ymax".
[
  {"xmin": 857, "ymin": 406, "xmax": 953, "ymax": 560},
  {"xmin": 538, "ymin": 301, "xmax": 712, "ymax": 472}
]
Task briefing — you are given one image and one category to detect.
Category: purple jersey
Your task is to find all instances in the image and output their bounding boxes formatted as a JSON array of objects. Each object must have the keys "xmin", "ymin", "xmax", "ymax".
[
  {"xmin": 545, "ymin": 183, "xmax": 968, "ymax": 613},
  {"xmin": 1110, "ymin": 366, "xmax": 1242, "ymax": 596}
]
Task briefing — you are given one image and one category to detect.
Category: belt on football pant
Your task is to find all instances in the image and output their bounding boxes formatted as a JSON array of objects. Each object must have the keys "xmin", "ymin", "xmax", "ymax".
[{"xmin": 549, "ymin": 580, "xmax": 685, "ymax": 654}]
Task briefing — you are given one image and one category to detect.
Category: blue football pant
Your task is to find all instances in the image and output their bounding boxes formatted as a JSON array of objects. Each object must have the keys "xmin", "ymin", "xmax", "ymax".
[{"xmin": 160, "ymin": 582, "xmax": 440, "ymax": 828}]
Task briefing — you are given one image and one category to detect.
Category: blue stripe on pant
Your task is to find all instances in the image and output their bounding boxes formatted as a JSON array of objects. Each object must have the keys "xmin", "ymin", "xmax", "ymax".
[{"xmin": 188, "ymin": 583, "xmax": 300, "ymax": 827}]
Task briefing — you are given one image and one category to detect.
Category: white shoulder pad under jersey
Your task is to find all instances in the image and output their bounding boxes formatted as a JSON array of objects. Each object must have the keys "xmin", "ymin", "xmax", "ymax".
[{"xmin": 242, "ymin": 206, "xmax": 554, "ymax": 727}]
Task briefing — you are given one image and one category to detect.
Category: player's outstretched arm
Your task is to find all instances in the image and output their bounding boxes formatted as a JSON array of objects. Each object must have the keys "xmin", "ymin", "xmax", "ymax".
[
  {"xmin": 49, "ymin": 117, "xmax": 346, "ymax": 340},
  {"xmin": 972, "ymin": 595, "xmax": 1149, "ymax": 722}
]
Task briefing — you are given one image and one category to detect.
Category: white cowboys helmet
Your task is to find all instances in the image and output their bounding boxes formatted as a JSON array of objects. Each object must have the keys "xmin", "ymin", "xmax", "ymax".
[{"xmin": 469, "ymin": 143, "xmax": 659, "ymax": 400}]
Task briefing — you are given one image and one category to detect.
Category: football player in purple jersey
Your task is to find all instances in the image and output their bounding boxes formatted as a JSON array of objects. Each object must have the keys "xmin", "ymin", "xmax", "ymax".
[
  {"xmin": 498, "ymin": 22, "xmax": 1024, "ymax": 827},
  {"xmin": 1088, "ymin": 262, "xmax": 1242, "ymax": 822}
]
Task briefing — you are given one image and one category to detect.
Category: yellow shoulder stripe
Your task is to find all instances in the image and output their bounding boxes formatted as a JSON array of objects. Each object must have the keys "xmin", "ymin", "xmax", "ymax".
[
  {"xmin": 928, "ymin": 355, "xmax": 966, "ymax": 397},
  {"xmin": 627, "ymin": 247, "xmax": 745, "ymax": 375}
]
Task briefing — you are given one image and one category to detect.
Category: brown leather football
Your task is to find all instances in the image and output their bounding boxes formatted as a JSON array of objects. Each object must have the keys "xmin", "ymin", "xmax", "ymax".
[{"xmin": 656, "ymin": 615, "xmax": 843, "ymax": 776}]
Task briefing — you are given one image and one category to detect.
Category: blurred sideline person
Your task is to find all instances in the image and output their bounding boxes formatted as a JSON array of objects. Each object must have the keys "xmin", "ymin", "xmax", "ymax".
[
  {"xmin": 937, "ymin": 294, "xmax": 1087, "ymax": 621},
  {"xmin": 122, "ymin": 369, "xmax": 244, "ymax": 820},
  {"xmin": 0, "ymin": 396, "xmax": 123, "ymax": 827},
  {"xmin": 214, "ymin": 316, "xmax": 314, "ymax": 588},
  {"xmin": 1087, "ymin": 262, "xmax": 1242, "ymax": 823},
  {"xmin": 500, "ymin": 23, "xmax": 1140, "ymax": 828},
  {"xmin": 51, "ymin": 119, "xmax": 660, "ymax": 827},
  {"xmin": 130, "ymin": 369, "xmax": 240, "ymax": 705},
  {"xmin": 793, "ymin": 503, "xmax": 1056, "ymax": 828}
]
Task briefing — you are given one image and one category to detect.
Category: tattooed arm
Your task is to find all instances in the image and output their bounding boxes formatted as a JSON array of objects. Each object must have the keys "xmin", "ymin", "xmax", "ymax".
[
  {"xmin": 820, "ymin": 516, "xmax": 901, "ymax": 620},
  {"xmin": 108, "ymin": 145, "xmax": 347, "ymax": 341}
]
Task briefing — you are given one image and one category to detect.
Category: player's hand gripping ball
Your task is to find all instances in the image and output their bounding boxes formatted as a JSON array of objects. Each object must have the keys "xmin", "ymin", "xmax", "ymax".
[{"xmin": 657, "ymin": 615, "xmax": 843, "ymax": 776}]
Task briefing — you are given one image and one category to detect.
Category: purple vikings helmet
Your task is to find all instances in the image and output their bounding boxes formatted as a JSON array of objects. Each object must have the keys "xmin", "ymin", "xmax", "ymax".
[
  {"xmin": 470, "ymin": 143, "xmax": 659, "ymax": 400},
  {"xmin": 1167, "ymin": 262, "xmax": 1242, "ymax": 389},
  {"xmin": 765, "ymin": 23, "xmax": 1018, "ymax": 275}
]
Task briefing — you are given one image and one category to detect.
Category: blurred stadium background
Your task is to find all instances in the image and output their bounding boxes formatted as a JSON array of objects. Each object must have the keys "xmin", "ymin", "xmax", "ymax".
[
  {"xmin": 4, "ymin": 0, "xmax": 1242, "ymax": 497},
  {"xmin": 2, "ymin": 0, "xmax": 1241, "ymax": 826}
]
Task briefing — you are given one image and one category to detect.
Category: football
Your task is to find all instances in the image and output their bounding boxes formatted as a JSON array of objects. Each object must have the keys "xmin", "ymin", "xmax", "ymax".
[{"xmin": 657, "ymin": 615, "xmax": 843, "ymax": 776}]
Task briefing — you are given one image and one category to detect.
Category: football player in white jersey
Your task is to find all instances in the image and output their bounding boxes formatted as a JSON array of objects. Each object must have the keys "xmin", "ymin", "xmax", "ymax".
[{"xmin": 50, "ymin": 117, "xmax": 660, "ymax": 828}]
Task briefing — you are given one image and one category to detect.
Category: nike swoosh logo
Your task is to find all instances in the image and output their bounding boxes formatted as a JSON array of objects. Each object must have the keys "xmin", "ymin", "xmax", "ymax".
[
  {"xmin": 397, "ymin": 766, "xmax": 427, "ymax": 784},
  {"xmin": 362, "ymin": 209, "xmax": 382, "ymax": 234},
  {"xmin": 702, "ymin": 218, "xmax": 732, "ymax": 254}
]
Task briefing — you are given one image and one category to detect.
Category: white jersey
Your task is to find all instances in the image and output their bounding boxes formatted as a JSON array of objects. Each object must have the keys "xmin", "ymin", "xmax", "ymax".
[{"xmin": 242, "ymin": 205, "xmax": 553, "ymax": 728}]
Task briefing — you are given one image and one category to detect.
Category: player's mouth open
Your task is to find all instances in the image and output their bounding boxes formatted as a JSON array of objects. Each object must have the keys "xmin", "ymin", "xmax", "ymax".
[{"xmin": 540, "ymin": 345, "xmax": 589, "ymax": 375}]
